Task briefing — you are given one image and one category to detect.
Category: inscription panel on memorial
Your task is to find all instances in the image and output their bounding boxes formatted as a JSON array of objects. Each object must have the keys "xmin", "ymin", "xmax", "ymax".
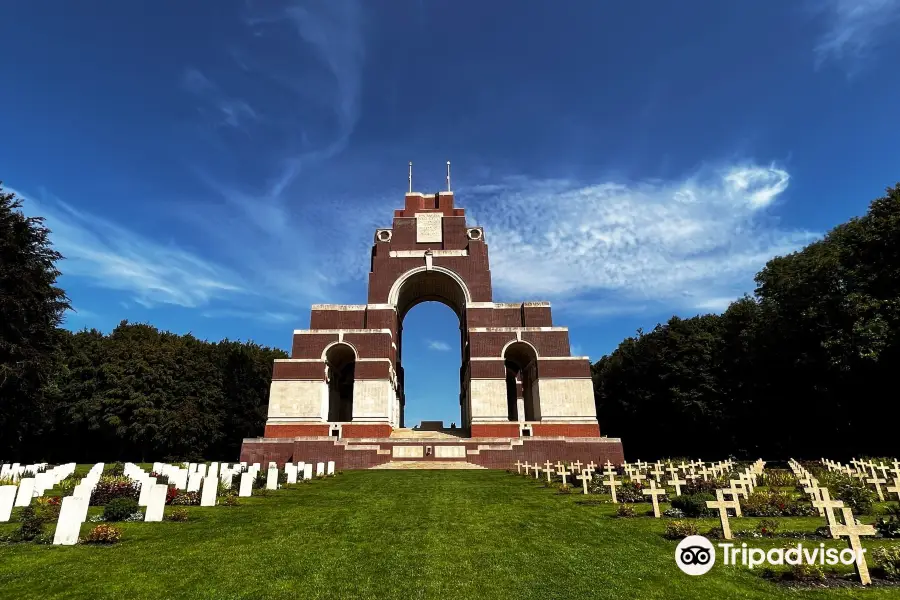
[{"xmin": 415, "ymin": 213, "xmax": 443, "ymax": 243}]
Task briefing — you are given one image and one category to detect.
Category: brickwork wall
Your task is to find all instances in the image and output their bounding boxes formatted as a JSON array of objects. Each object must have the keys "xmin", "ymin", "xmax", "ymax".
[
  {"xmin": 470, "ymin": 423, "xmax": 521, "ymax": 437},
  {"xmin": 263, "ymin": 424, "xmax": 330, "ymax": 438},
  {"xmin": 537, "ymin": 359, "xmax": 591, "ymax": 379},
  {"xmin": 469, "ymin": 360, "xmax": 506, "ymax": 379},
  {"xmin": 240, "ymin": 437, "xmax": 625, "ymax": 470},
  {"xmin": 469, "ymin": 331, "xmax": 516, "ymax": 358},
  {"xmin": 310, "ymin": 309, "xmax": 366, "ymax": 330},
  {"xmin": 272, "ymin": 362, "xmax": 323, "ymax": 380},
  {"xmin": 522, "ymin": 305, "xmax": 553, "ymax": 327},
  {"xmin": 467, "ymin": 307, "xmax": 522, "ymax": 328},
  {"xmin": 291, "ymin": 333, "xmax": 339, "ymax": 359},
  {"xmin": 343, "ymin": 332, "xmax": 392, "ymax": 360},
  {"xmin": 531, "ymin": 423, "xmax": 600, "ymax": 437},
  {"xmin": 522, "ymin": 331, "xmax": 571, "ymax": 357}
]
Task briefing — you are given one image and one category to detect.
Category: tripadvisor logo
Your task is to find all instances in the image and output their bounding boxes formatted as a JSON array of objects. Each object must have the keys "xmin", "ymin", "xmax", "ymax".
[
  {"xmin": 675, "ymin": 536, "xmax": 867, "ymax": 576},
  {"xmin": 676, "ymin": 536, "xmax": 716, "ymax": 575}
]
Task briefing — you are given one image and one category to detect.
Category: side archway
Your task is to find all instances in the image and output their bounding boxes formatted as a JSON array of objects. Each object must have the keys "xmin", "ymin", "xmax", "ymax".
[
  {"xmin": 324, "ymin": 343, "xmax": 356, "ymax": 422},
  {"xmin": 503, "ymin": 341, "xmax": 540, "ymax": 422}
]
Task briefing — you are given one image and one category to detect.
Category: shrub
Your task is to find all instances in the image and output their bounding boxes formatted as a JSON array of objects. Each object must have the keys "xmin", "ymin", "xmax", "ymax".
[
  {"xmin": 83, "ymin": 524, "xmax": 122, "ymax": 544},
  {"xmin": 706, "ymin": 526, "xmax": 724, "ymax": 539},
  {"xmin": 875, "ymin": 514, "xmax": 900, "ymax": 538},
  {"xmin": 755, "ymin": 518, "xmax": 779, "ymax": 537},
  {"xmin": 165, "ymin": 486, "xmax": 179, "ymax": 505},
  {"xmin": 834, "ymin": 478, "xmax": 876, "ymax": 515},
  {"xmin": 17, "ymin": 507, "xmax": 49, "ymax": 541},
  {"xmin": 220, "ymin": 493, "xmax": 240, "ymax": 507},
  {"xmin": 616, "ymin": 504, "xmax": 636, "ymax": 518},
  {"xmin": 663, "ymin": 520, "xmax": 700, "ymax": 540},
  {"xmin": 253, "ymin": 472, "xmax": 266, "ymax": 490},
  {"xmin": 671, "ymin": 493, "xmax": 715, "ymax": 518},
  {"xmin": 56, "ymin": 476, "xmax": 77, "ymax": 496},
  {"xmin": 104, "ymin": 497, "xmax": 139, "ymax": 522},
  {"xmin": 663, "ymin": 507, "xmax": 685, "ymax": 518},
  {"xmin": 871, "ymin": 546, "xmax": 900, "ymax": 581},
  {"xmin": 166, "ymin": 507, "xmax": 189, "ymax": 522},
  {"xmin": 170, "ymin": 491, "xmax": 200, "ymax": 506},
  {"xmin": 758, "ymin": 470, "xmax": 795, "ymax": 488},
  {"xmin": 106, "ymin": 462, "xmax": 125, "ymax": 477},
  {"xmin": 557, "ymin": 484, "xmax": 572, "ymax": 494},
  {"xmin": 89, "ymin": 476, "xmax": 139, "ymax": 505},
  {"xmin": 741, "ymin": 490, "xmax": 814, "ymax": 517},
  {"xmin": 682, "ymin": 479, "xmax": 722, "ymax": 496},
  {"xmin": 790, "ymin": 563, "xmax": 824, "ymax": 582},
  {"xmin": 617, "ymin": 481, "xmax": 645, "ymax": 503}
]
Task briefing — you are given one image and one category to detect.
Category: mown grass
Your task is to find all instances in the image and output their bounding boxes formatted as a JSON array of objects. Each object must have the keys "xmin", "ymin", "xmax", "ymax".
[{"xmin": 0, "ymin": 470, "xmax": 898, "ymax": 600}]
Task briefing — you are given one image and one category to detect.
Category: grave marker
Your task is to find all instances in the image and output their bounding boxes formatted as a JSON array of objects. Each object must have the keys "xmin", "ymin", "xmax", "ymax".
[
  {"xmin": 604, "ymin": 473, "xmax": 622, "ymax": 503},
  {"xmin": 144, "ymin": 484, "xmax": 167, "ymax": 522},
  {"xmin": 0, "ymin": 486, "xmax": 16, "ymax": 522},
  {"xmin": 201, "ymin": 474, "xmax": 218, "ymax": 506},
  {"xmin": 811, "ymin": 488, "xmax": 844, "ymax": 538},
  {"xmin": 52, "ymin": 495, "xmax": 89, "ymax": 545},
  {"xmin": 706, "ymin": 489, "xmax": 740, "ymax": 540},
  {"xmin": 577, "ymin": 470, "xmax": 591, "ymax": 494},
  {"xmin": 642, "ymin": 479, "xmax": 665, "ymax": 518},
  {"xmin": 830, "ymin": 507, "xmax": 877, "ymax": 585}
]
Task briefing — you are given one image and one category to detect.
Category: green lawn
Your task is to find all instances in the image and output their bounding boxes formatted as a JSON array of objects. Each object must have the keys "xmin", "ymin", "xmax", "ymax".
[{"xmin": 1, "ymin": 470, "xmax": 898, "ymax": 600}]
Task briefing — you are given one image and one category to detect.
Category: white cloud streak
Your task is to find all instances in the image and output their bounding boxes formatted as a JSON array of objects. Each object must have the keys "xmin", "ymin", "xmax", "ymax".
[
  {"xmin": 464, "ymin": 164, "xmax": 818, "ymax": 314},
  {"xmin": 427, "ymin": 340, "xmax": 452, "ymax": 352},
  {"xmin": 17, "ymin": 189, "xmax": 246, "ymax": 309},
  {"xmin": 812, "ymin": 0, "xmax": 900, "ymax": 66}
]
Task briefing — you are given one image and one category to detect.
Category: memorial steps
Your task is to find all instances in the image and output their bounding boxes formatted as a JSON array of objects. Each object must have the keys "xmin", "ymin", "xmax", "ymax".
[{"xmin": 368, "ymin": 460, "xmax": 487, "ymax": 470}]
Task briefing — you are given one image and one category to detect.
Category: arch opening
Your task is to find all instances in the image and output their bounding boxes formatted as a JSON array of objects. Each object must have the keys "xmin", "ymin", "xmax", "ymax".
[
  {"xmin": 391, "ymin": 268, "xmax": 470, "ymax": 431},
  {"xmin": 503, "ymin": 341, "xmax": 540, "ymax": 422},
  {"xmin": 325, "ymin": 343, "xmax": 356, "ymax": 422}
]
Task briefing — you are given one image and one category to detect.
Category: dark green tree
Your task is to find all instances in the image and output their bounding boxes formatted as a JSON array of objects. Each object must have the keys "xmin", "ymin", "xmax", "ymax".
[{"xmin": 0, "ymin": 184, "xmax": 70, "ymax": 459}]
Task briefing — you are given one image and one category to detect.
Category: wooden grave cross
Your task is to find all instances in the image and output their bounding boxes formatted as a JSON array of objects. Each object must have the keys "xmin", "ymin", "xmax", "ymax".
[
  {"xmin": 642, "ymin": 479, "xmax": 666, "ymax": 518},
  {"xmin": 706, "ymin": 489, "xmax": 740, "ymax": 540},
  {"xmin": 577, "ymin": 470, "xmax": 591, "ymax": 495},
  {"xmin": 811, "ymin": 488, "xmax": 845, "ymax": 538},
  {"xmin": 830, "ymin": 507, "xmax": 877, "ymax": 585},
  {"xmin": 604, "ymin": 473, "xmax": 621, "ymax": 503},
  {"xmin": 543, "ymin": 460, "xmax": 554, "ymax": 483}
]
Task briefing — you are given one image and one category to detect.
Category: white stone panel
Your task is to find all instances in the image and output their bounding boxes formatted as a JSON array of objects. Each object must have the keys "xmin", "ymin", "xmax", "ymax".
[
  {"xmin": 536, "ymin": 378, "xmax": 597, "ymax": 419},
  {"xmin": 415, "ymin": 212, "xmax": 442, "ymax": 243},
  {"xmin": 393, "ymin": 446, "xmax": 424, "ymax": 458},
  {"xmin": 434, "ymin": 446, "xmax": 466, "ymax": 458},
  {"xmin": 53, "ymin": 495, "xmax": 89, "ymax": 545},
  {"xmin": 268, "ymin": 380, "xmax": 327, "ymax": 420},
  {"xmin": 468, "ymin": 379, "xmax": 509, "ymax": 421},
  {"xmin": 352, "ymin": 379, "xmax": 393, "ymax": 421}
]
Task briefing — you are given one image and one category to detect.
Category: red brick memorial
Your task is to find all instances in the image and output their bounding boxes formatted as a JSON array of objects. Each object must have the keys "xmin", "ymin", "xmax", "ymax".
[{"xmin": 240, "ymin": 183, "xmax": 625, "ymax": 468}]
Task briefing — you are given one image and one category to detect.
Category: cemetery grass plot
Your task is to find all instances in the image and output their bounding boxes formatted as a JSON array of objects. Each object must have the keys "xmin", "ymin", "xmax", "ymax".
[{"xmin": 1, "ymin": 469, "xmax": 899, "ymax": 599}]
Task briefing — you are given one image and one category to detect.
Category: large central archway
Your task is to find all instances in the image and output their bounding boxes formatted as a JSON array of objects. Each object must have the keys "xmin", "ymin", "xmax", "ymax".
[{"xmin": 389, "ymin": 267, "xmax": 471, "ymax": 430}]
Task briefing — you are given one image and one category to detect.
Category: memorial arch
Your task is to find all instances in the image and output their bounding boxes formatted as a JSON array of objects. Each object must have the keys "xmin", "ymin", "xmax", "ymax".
[{"xmin": 253, "ymin": 184, "xmax": 611, "ymax": 446}]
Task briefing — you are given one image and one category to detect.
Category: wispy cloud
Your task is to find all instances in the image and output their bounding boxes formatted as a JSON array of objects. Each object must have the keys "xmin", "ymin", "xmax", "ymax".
[
  {"xmin": 427, "ymin": 340, "xmax": 452, "ymax": 352},
  {"xmin": 16, "ymin": 188, "xmax": 246, "ymax": 309},
  {"xmin": 464, "ymin": 164, "xmax": 818, "ymax": 315},
  {"xmin": 182, "ymin": 67, "xmax": 260, "ymax": 130},
  {"xmin": 811, "ymin": 0, "xmax": 900, "ymax": 67},
  {"xmin": 179, "ymin": 1, "xmax": 369, "ymax": 304},
  {"xmin": 201, "ymin": 309, "xmax": 298, "ymax": 324}
]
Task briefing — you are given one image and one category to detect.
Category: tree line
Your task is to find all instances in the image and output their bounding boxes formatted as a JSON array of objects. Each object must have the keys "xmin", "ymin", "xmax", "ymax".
[
  {"xmin": 593, "ymin": 183, "xmax": 900, "ymax": 460},
  {"xmin": 1, "ymin": 184, "xmax": 286, "ymax": 462},
  {"xmin": 3, "ymin": 182, "xmax": 899, "ymax": 462}
]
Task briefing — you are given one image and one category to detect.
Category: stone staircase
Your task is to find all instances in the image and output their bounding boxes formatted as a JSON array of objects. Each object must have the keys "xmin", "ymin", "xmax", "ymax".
[
  {"xmin": 388, "ymin": 428, "xmax": 468, "ymax": 440},
  {"xmin": 369, "ymin": 460, "xmax": 487, "ymax": 470}
]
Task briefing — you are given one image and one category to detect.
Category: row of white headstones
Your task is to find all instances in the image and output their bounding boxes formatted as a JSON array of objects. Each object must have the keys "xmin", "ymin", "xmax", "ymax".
[{"xmin": 0, "ymin": 459, "xmax": 337, "ymax": 546}]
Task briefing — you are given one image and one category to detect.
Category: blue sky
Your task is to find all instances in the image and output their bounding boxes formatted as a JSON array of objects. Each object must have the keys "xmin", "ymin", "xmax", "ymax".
[{"xmin": 3, "ymin": 1, "xmax": 899, "ymax": 427}]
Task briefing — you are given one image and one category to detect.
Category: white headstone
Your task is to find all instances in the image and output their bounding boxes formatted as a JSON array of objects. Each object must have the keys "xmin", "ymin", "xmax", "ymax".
[
  {"xmin": 286, "ymin": 464, "xmax": 298, "ymax": 484},
  {"xmin": 200, "ymin": 474, "xmax": 218, "ymax": 507},
  {"xmin": 138, "ymin": 477, "xmax": 157, "ymax": 506},
  {"xmin": 52, "ymin": 495, "xmax": 89, "ymax": 545},
  {"xmin": 327, "ymin": 461, "xmax": 335, "ymax": 475},
  {"xmin": 144, "ymin": 484, "xmax": 168, "ymax": 522},
  {"xmin": 0, "ymin": 485, "xmax": 16, "ymax": 522},
  {"xmin": 208, "ymin": 462, "xmax": 219, "ymax": 479},
  {"xmin": 297, "ymin": 462, "xmax": 306, "ymax": 479},
  {"xmin": 303, "ymin": 463, "xmax": 313, "ymax": 480},
  {"xmin": 266, "ymin": 465, "xmax": 278, "ymax": 490},
  {"xmin": 239, "ymin": 472, "xmax": 253, "ymax": 497},
  {"xmin": 316, "ymin": 462, "xmax": 325, "ymax": 477},
  {"xmin": 14, "ymin": 477, "xmax": 35, "ymax": 507},
  {"xmin": 187, "ymin": 472, "xmax": 203, "ymax": 492}
]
